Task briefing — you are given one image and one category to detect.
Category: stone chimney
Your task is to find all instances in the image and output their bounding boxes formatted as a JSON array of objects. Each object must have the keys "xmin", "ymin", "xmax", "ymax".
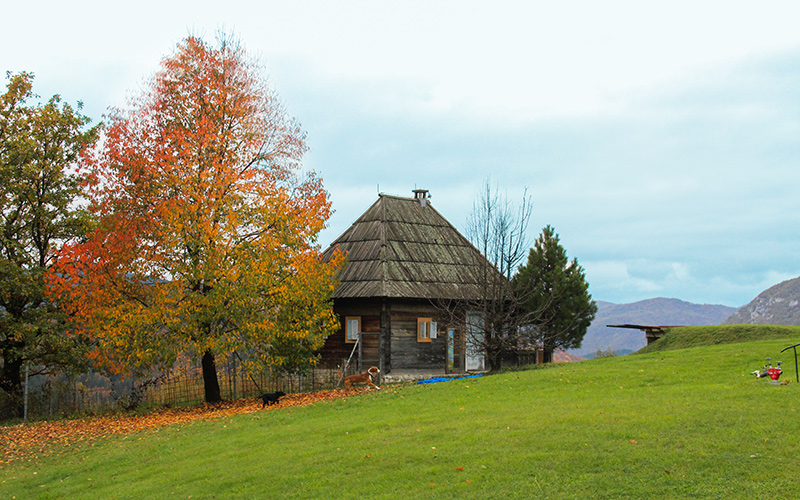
[{"xmin": 412, "ymin": 189, "xmax": 429, "ymax": 207}]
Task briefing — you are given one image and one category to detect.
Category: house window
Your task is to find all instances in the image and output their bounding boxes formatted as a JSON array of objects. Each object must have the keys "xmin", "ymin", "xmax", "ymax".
[
  {"xmin": 418, "ymin": 318, "xmax": 437, "ymax": 342},
  {"xmin": 345, "ymin": 316, "xmax": 361, "ymax": 343}
]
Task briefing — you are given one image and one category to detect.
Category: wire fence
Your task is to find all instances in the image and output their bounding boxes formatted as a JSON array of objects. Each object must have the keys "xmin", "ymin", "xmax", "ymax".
[{"xmin": 0, "ymin": 357, "xmax": 358, "ymax": 422}]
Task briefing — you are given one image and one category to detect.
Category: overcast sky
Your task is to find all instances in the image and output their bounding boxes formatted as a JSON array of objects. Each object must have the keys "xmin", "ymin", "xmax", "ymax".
[{"xmin": 4, "ymin": 1, "xmax": 799, "ymax": 307}]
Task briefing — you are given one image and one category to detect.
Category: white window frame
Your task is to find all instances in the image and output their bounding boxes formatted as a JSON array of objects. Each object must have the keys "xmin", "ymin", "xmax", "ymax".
[{"xmin": 345, "ymin": 316, "xmax": 361, "ymax": 343}]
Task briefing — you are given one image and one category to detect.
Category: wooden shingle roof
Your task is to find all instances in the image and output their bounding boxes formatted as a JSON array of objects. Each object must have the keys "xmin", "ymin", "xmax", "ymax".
[{"xmin": 322, "ymin": 191, "xmax": 490, "ymax": 300}]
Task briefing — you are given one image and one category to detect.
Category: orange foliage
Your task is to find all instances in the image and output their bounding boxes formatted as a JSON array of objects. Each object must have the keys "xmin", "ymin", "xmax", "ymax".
[
  {"xmin": 1, "ymin": 389, "xmax": 363, "ymax": 467},
  {"xmin": 48, "ymin": 34, "xmax": 342, "ymax": 379}
]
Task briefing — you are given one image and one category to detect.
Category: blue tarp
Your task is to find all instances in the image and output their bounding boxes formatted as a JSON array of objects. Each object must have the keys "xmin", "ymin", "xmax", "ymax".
[{"xmin": 416, "ymin": 374, "xmax": 484, "ymax": 384}]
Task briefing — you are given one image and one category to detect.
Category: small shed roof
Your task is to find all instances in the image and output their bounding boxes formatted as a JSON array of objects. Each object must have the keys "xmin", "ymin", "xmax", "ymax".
[
  {"xmin": 606, "ymin": 324, "xmax": 682, "ymax": 345},
  {"xmin": 322, "ymin": 190, "xmax": 492, "ymax": 300}
]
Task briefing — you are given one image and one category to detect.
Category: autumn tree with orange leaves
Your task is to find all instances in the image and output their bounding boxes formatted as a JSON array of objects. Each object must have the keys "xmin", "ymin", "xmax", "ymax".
[{"xmin": 50, "ymin": 34, "xmax": 342, "ymax": 403}]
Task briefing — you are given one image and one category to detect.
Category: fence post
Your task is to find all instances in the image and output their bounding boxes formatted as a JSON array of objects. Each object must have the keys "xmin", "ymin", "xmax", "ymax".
[
  {"xmin": 232, "ymin": 354, "xmax": 237, "ymax": 400},
  {"xmin": 23, "ymin": 362, "xmax": 29, "ymax": 422}
]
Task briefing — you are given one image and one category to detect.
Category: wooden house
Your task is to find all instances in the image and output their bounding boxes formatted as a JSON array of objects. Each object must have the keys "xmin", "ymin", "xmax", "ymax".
[{"xmin": 319, "ymin": 189, "xmax": 492, "ymax": 377}]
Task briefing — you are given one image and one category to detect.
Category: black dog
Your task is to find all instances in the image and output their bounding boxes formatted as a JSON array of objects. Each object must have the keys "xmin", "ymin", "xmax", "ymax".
[{"xmin": 258, "ymin": 390, "xmax": 286, "ymax": 408}]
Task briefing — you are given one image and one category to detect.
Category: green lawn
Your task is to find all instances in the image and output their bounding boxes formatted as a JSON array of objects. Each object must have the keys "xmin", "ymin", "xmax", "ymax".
[{"xmin": 3, "ymin": 336, "xmax": 800, "ymax": 499}]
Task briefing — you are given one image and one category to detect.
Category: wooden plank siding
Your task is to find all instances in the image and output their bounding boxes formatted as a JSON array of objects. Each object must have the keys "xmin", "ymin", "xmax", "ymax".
[
  {"xmin": 318, "ymin": 298, "xmax": 381, "ymax": 369},
  {"xmin": 387, "ymin": 300, "xmax": 447, "ymax": 371},
  {"xmin": 318, "ymin": 297, "xmax": 467, "ymax": 373}
]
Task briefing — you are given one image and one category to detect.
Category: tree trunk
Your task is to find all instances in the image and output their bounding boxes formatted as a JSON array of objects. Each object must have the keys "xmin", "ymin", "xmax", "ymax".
[
  {"xmin": 0, "ymin": 350, "xmax": 24, "ymax": 418},
  {"xmin": 487, "ymin": 347, "xmax": 503, "ymax": 371},
  {"xmin": 201, "ymin": 350, "xmax": 222, "ymax": 403}
]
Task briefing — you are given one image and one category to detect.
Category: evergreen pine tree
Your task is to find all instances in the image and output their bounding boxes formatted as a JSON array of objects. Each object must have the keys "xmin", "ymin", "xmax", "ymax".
[{"xmin": 514, "ymin": 225, "xmax": 597, "ymax": 356}]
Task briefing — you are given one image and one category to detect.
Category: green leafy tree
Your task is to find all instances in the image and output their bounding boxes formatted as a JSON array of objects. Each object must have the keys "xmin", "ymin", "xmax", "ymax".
[
  {"xmin": 0, "ymin": 72, "xmax": 99, "ymax": 417},
  {"xmin": 514, "ymin": 225, "xmax": 597, "ymax": 358}
]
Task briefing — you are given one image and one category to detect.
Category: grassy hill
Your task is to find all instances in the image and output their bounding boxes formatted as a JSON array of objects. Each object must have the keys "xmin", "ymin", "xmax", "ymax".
[
  {"xmin": 575, "ymin": 298, "xmax": 737, "ymax": 357},
  {"xmin": 639, "ymin": 324, "xmax": 800, "ymax": 354},
  {"xmin": 4, "ymin": 327, "xmax": 800, "ymax": 499}
]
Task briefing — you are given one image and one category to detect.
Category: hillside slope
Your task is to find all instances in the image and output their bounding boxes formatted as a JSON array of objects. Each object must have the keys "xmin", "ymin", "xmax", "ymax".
[
  {"xmin": 8, "ymin": 338, "xmax": 800, "ymax": 499},
  {"xmin": 637, "ymin": 324, "xmax": 800, "ymax": 354},
  {"xmin": 723, "ymin": 276, "xmax": 800, "ymax": 325},
  {"xmin": 573, "ymin": 297, "xmax": 737, "ymax": 357}
]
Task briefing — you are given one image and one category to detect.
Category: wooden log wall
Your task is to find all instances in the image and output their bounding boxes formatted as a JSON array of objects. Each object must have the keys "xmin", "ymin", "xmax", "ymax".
[{"xmin": 320, "ymin": 297, "xmax": 469, "ymax": 373}]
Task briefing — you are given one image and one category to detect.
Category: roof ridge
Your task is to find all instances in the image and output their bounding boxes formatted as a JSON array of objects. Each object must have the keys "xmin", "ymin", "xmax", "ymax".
[{"xmin": 378, "ymin": 193, "xmax": 415, "ymax": 201}]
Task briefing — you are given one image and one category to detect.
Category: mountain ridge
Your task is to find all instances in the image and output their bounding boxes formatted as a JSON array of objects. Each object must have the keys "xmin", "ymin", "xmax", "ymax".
[
  {"xmin": 572, "ymin": 297, "xmax": 737, "ymax": 357},
  {"xmin": 723, "ymin": 276, "xmax": 800, "ymax": 325}
]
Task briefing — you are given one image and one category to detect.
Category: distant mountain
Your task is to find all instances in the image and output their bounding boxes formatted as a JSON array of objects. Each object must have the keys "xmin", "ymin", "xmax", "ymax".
[
  {"xmin": 723, "ymin": 277, "xmax": 800, "ymax": 325},
  {"xmin": 571, "ymin": 298, "xmax": 738, "ymax": 357}
]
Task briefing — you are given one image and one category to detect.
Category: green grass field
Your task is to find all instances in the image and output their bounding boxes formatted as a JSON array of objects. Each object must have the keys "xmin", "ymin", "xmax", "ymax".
[{"xmin": 3, "ymin": 328, "xmax": 800, "ymax": 499}]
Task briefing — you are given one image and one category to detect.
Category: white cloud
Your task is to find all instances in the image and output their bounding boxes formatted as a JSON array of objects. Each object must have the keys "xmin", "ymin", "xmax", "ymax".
[{"xmin": 5, "ymin": 0, "xmax": 800, "ymax": 307}]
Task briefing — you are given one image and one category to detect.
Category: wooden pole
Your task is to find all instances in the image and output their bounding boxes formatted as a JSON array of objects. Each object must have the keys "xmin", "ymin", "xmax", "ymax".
[
  {"xmin": 358, "ymin": 332, "xmax": 363, "ymax": 373},
  {"xmin": 23, "ymin": 363, "xmax": 29, "ymax": 422}
]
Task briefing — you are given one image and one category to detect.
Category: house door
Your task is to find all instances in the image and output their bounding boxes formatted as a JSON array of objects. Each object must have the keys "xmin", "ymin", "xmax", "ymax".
[{"xmin": 465, "ymin": 311, "xmax": 486, "ymax": 371}]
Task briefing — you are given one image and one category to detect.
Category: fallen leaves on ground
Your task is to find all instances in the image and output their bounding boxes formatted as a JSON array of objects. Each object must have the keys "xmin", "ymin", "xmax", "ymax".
[{"xmin": 1, "ymin": 388, "xmax": 366, "ymax": 468}]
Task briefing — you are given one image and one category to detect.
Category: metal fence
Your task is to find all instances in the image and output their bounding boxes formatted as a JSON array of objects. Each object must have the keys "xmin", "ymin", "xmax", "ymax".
[{"xmin": 0, "ymin": 358, "xmax": 357, "ymax": 422}]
